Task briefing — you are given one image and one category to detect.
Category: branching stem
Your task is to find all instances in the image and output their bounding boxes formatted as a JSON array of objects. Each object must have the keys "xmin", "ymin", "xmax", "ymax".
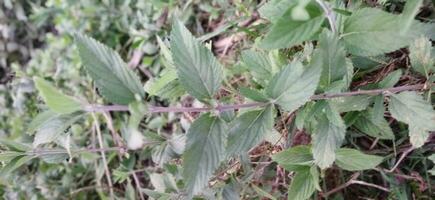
[{"xmin": 85, "ymin": 83, "xmax": 432, "ymax": 113}]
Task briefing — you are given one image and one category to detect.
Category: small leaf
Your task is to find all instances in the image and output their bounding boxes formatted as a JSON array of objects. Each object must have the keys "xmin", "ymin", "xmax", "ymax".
[
  {"xmin": 34, "ymin": 77, "xmax": 82, "ymax": 114},
  {"xmin": 259, "ymin": 4, "xmax": 324, "ymax": 49},
  {"xmin": 170, "ymin": 20, "xmax": 223, "ymax": 102},
  {"xmin": 377, "ymin": 69, "xmax": 402, "ymax": 88},
  {"xmin": 409, "ymin": 36, "xmax": 433, "ymax": 77},
  {"xmin": 389, "ymin": 92, "xmax": 435, "ymax": 148},
  {"xmin": 226, "ymin": 105, "xmax": 274, "ymax": 157},
  {"xmin": 239, "ymin": 87, "xmax": 269, "ymax": 102},
  {"xmin": 266, "ymin": 61, "xmax": 321, "ymax": 112},
  {"xmin": 335, "ymin": 148, "xmax": 383, "ymax": 171},
  {"xmin": 286, "ymin": 167, "xmax": 317, "ymax": 200},
  {"xmin": 182, "ymin": 114, "xmax": 227, "ymax": 196},
  {"xmin": 312, "ymin": 108, "xmax": 346, "ymax": 169},
  {"xmin": 272, "ymin": 145, "xmax": 313, "ymax": 171},
  {"xmin": 241, "ymin": 49, "xmax": 274, "ymax": 86},
  {"xmin": 0, "ymin": 155, "xmax": 34, "ymax": 177},
  {"xmin": 342, "ymin": 8, "xmax": 424, "ymax": 56},
  {"xmin": 353, "ymin": 110, "xmax": 395, "ymax": 140},
  {"xmin": 33, "ymin": 111, "xmax": 84, "ymax": 147},
  {"xmin": 75, "ymin": 33, "xmax": 144, "ymax": 105}
]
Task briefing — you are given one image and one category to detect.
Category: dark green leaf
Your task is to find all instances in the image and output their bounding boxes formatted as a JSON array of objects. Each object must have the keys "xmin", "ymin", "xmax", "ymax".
[
  {"xmin": 287, "ymin": 167, "xmax": 317, "ymax": 200},
  {"xmin": 272, "ymin": 145, "xmax": 313, "ymax": 171},
  {"xmin": 241, "ymin": 49, "xmax": 275, "ymax": 86},
  {"xmin": 239, "ymin": 87, "xmax": 269, "ymax": 103}
]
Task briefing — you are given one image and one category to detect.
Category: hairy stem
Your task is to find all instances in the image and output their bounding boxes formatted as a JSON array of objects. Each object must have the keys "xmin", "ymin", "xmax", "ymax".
[{"xmin": 85, "ymin": 83, "xmax": 432, "ymax": 113}]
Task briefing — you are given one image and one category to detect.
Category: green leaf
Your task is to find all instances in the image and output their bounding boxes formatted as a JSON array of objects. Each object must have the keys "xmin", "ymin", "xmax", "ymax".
[
  {"xmin": 226, "ymin": 105, "xmax": 274, "ymax": 157},
  {"xmin": 342, "ymin": 8, "xmax": 422, "ymax": 56},
  {"xmin": 353, "ymin": 110, "xmax": 395, "ymax": 140},
  {"xmin": 0, "ymin": 139, "xmax": 31, "ymax": 152},
  {"xmin": 400, "ymin": 0, "xmax": 423, "ymax": 34},
  {"xmin": 27, "ymin": 110, "xmax": 58, "ymax": 134},
  {"xmin": 241, "ymin": 49, "xmax": 275, "ymax": 86},
  {"xmin": 252, "ymin": 184, "xmax": 277, "ymax": 200},
  {"xmin": 0, "ymin": 155, "xmax": 34, "ymax": 177},
  {"xmin": 287, "ymin": 167, "xmax": 317, "ymax": 200},
  {"xmin": 377, "ymin": 69, "xmax": 402, "ymax": 88},
  {"xmin": 312, "ymin": 108, "xmax": 346, "ymax": 169},
  {"xmin": 0, "ymin": 151, "xmax": 25, "ymax": 162},
  {"xmin": 335, "ymin": 148, "xmax": 383, "ymax": 171},
  {"xmin": 74, "ymin": 33, "xmax": 144, "ymax": 105},
  {"xmin": 258, "ymin": 0, "xmax": 297, "ymax": 22},
  {"xmin": 329, "ymin": 95, "xmax": 372, "ymax": 113},
  {"xmin": 259, "ymin": 3, "xmax": 324, "ymax": 49},
  {"xmin": 34, "ymin": 77, "xmax": 82, "ymax": 114},
  {"xmin": 182, "ymin": 114, "xmax": 227, "ymax": 196},
  {"xmin": 409, "ymin": 37, "xmax": 433, "ymax": 77},
  {"xmin": 272, "ymin": 145, "xmax": 313, "ymax": 171},
  {"xmin": 170, "ymin": 20, "xmax": 223, "ymax": 102},
  {"xmin": 239, "ymin": 87, "xmax": 269, "ymax": 103},
  {"xmin": 33, "ymin": 111, "xmax": 84, "ymax": 147},
  {"xmin": 266, "ymin": 61, "xmax": 321, "ymax": 112},
  {"xmin": 311, "ymin": 29, "xmax": 347, "ymax": 89},
  {"xmin": 388, "ymin": 92, "xmax": 435, "ymax": 148}
]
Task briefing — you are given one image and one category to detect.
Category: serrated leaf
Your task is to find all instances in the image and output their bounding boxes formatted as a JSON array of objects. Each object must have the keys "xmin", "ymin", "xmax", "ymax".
[
  {"xmin": 342, "ymin": 8, "xmax": 424, "ymax": 56},
  {"xmin": 312, "ymin": 109, "xmax": 346, "ymax": 169},
  {"xmin": 226, "ymin": 105, "xmax": 274, "ymax": 157},
  {"xmin": 241, "ymin": 50, "xmax": 274, "ymax": 86},
  {"xmin": 409, "ymin": 37, "xmax": 433, "ymax": 77},
  {"xmin": 388, "ymin": 92, "xmax": 435, "ymax": 148},
  {"xmin": 354, "ymin": 110, "xmax": 394, "ymax": 140},
  {"xmin": 33, "ymin": 111, "xmax": 84, "ymax": 147},
  {"xmin": 335, "ymin": 148, "xmax": 383, "ymax": 171},
  {"xmin": 75, "ymin": 33, "xmax": 144, "ymax": 105},
  {"xmin": 311, "ymin": 29, "xmax": 347, "ymax": 89},
  {"xmin": 272, "ymin": 145, "xmax": 313, "ymax": 171},
  {"xmin": 239, "ymin": 87, "xmax": 269, "ymax": 102},
  {"xmin": 266, "ymin": 61, "xmax": 321, "ymax": 112},
  {"xmin": 182, "ymin": 114, "xmax": 227, "ymax": 196},
  {"xmin": 34, "ymin": 77, "xmax": 82, "ymax": 114},
  {"xmin": 287, "ymin": 167, "xmax": 317, "ymax": 200},
  {"xmin": 170, "ymin": 20, "xmax": 223, "ymax": 102},
  {"xmin": 259, "ymin": 4, "xmax": 324, "ymax": 50}
]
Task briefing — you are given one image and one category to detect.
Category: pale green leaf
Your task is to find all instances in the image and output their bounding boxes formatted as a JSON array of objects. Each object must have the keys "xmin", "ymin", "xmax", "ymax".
[
  {"xmin": 329, "ymin": 95, "xmax": 372, "ymax": 113},
  {"xmin": 27, "ymin": 110, "xmax": 58, "ymax": 134},
  {"xmin": 311, "ymin": 29, "xmax": 347, "ymax": 89},
  {"xmin": 239, "ymin": 87, "xmax": 269, "ymax": 103},
  {"xmin": 75, "ymin": 33, "xmax": 144, "ymax": 105},
  {"xmin": 33, "ymin": 111, "xmax": 84, "ymax": 147},
  {"xmin": 335, "ymin": 148, "xmax": 383, "ymax": 171},
  {"xmin": 226, "ymin": 106, "xmax": 274, "ymax": 157},
  {"xmin": 241, "ymin": 49, "xmax": 274, "ymax": 86},
  {"xmin": 388, "ymin": 92, "xmax": 435, "ymax": 147},
  {"xmin": 34, "ymin": 77, "xmax": 82, "ymax": 114},
  {"xmin": 170, "ymin": 20, "xmax": 223, "ymax": 102},
  {"xmin": 0, "ymin": 151, "xmax": 25, "ymax": 162},
  {"xmin": 258, "ymin": 0, "xmax": 296, "ymax": 22},
  {"xmin": 252, "ymin": 184, "xmax": 276, "ymax": 200},
  {"xmin": 409, "ymin": 36, "xmax": 433, "ymax": 77},
  {"xmin": 259, "ymin": 3, "xmax": 324, "ymax": 49},
  {"xmin": 400, "ymin": 0, "xmax": 423, "ymax": 34},
  {"xmin": 0, "ymin": 139, "xmax": 31, "ymax": 152},
  {"xmin": 182, "ymin": 114, "xmax": 227, "ymax": 196},
  {"xmin": 287, "ymin": 167, "xmax": 317, "ymax": 200},
  {"xmin": 342, "ymin": 8, "xmax": 422, "ymax": 56},
  {"xmin": 272, "ymin": 145, "xmax": 313, "ymax": 171},
  {"xmin": 354, "ymin": 110, "xmax": 395, "ymax": 140},
  {"xmin": 378, "ymin": 69, "xmax": 402, "ymax": 88},
  {"xmin": 0, "ymin": 155, "xmax": 34, "ymax": 177},
  {"xmin": 312, "ymin": 110, "xmax": 345, "ymax": 169},
  {"xmin": 266, "ymin": 61, "xmax": 321, "ymax": 112}
]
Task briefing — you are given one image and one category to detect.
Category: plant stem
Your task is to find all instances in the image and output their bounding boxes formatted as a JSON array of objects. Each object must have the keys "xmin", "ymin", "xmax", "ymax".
[
  {"xmin": 315, "ymin": 0, "xmax": 336, "ymax": 33},
  {"xmin": 85, "ymin": 83, "xmax": 432, "ymax": 113}
]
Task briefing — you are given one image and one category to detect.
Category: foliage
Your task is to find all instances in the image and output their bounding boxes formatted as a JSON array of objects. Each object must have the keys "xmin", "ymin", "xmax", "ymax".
[{"xmin": 1, "ymin": 0, "xmax": 435, "ymax": 199}]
